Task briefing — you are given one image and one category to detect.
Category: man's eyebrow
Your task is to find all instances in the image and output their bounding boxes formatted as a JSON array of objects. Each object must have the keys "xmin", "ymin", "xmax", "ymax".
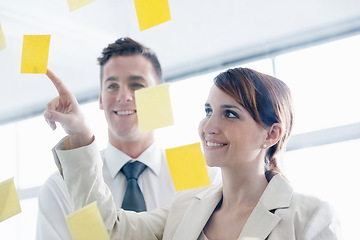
[
  {"xmin": 205, "ymin": 103, "xmax": 211, "ymax": 107},
  {"xmin": 104, "ymin": 76, "xmax": 117, "ymax": 83},
  {"xmin": 221, "ymin": 104, "xmax": 243, "ymax": 112},
  {"xmin": 129, "ymin": 75, "xmax": 146, "ymax": 81}
]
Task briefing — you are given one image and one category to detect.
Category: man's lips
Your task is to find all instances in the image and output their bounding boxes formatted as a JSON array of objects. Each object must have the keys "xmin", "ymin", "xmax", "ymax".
[{"xmin": 113, "ymin": 110, "xmax": 136, "ymax": 116}]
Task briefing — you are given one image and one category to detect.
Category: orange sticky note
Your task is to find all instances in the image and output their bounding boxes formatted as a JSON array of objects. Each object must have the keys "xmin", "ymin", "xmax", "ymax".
[
  {"xmin": 66, "ymin": 201, "xmax": 109, "ymax": 240},
  {"xmin": 166, "ymin": 143, "xmax": 211, "ymax": 191},
  {"xmin": 134, "ymin": 0, "xmax": 171, "ymax": 31},
  {"xmin": 67, "ymin": 0, "xmax": 97, "ymax": 12},
  {"xmin": 21, "ymin": 35, "xmax": 51, "ymax": 74},
  {"xmin": 135, "ymin": 84, "xmax": 174, "ymax": 133},
  {"xmin": 0, "ymin": 178, "xmax": 21, "ymax": 222},
  {"xmin": 0, "ymin": 24, "xmax": 6, "ymax": 51}
]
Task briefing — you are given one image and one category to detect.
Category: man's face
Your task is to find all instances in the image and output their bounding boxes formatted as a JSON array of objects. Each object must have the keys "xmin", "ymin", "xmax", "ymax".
[{"xmin": 100, "ymin": 55, "xmax": 157, "ymax": 142}]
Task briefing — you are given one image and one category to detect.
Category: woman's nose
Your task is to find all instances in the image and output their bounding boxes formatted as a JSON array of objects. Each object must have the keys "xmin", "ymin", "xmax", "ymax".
[{"xmin": 201, "ymin": 116, "xmax": 220, "ymax": 135}]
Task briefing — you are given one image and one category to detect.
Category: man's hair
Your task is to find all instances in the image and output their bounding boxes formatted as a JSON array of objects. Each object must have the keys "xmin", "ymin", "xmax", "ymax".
[{"xmin": 97, "ymin": 37, "xmax": 163, "ymax": 86}]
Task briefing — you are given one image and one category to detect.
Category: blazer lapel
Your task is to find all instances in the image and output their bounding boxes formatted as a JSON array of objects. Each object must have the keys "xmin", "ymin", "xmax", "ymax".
[
  {"xmin": 238, "ymin": 174, "xmax": 293, "ymax": 240},
  {"xmin": 172, "ymin": 185, "xmax": 223, "ymax": 240},
  {"xmin": 238, "ymin": 202, "xmax": 281, "ymax": 239}
]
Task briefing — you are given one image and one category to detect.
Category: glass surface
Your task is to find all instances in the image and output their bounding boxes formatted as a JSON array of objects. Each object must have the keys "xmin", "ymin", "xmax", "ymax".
[
  {"xmin": 0, "ymin": 35, "xmax": 359, "ymax": 239},
  {"xmin": 0, "ymin": 198, "xmax": 38, "ymax": 239},
  {"xmin": 0, "ymin": 123, "xmax": 17, "ymax": 183},
  {"xmin": 155, "ymin": 58, "xmax": 274, "ymax": 149},
  {"xmin": 283, "ymin": 138, "xmax": 360, "ymax": 239},
  {"xmin": 17, "ymin": 116, "xmax": 64, "ymax": 189},
  {"xmin": 275, "ymin": 35, "xmax": 360, "ymax": 134}
]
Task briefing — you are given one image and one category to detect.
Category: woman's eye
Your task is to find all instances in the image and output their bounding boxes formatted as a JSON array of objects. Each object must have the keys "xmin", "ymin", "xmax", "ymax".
[
  {"xmin": 205, "ymin": 108, "xmax": 212, "ymax": 117},
  {"xmin": 224, "ymin": 110, "xmax": 239, "ymax": 118}
]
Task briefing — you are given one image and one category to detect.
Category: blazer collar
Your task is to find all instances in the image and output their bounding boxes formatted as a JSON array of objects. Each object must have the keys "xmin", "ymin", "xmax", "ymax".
[
  {"xmin": 173, "ymin": 174, "xmax": 293, "ymax": 240},
  {"xmin": 172, "ymin": 184, "xmax": 223, "ymax": 240},
  {"xmin": 239, "ymin": 174, "xmax": 293, "ymax": 239}
]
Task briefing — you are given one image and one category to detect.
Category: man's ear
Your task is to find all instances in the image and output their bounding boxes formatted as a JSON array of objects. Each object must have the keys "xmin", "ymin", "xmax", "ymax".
[
  {"xmin": 264, "ymin": 123, "xmax": 283, "ymax": 148},
  {"xmin": 99, "ymin": 91, "xmax": 103, "ymax": 110}
]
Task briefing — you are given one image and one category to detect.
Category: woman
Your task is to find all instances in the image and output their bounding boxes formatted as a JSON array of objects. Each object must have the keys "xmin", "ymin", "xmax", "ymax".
[{"xmin": 47, "ymin": 67, "xmax": 341, "ymax": 239}]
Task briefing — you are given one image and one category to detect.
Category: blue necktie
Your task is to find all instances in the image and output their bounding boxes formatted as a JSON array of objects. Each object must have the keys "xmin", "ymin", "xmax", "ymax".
[{"xmin": 121, "ymin": 161, "xmax": 147, "ymax": 212}]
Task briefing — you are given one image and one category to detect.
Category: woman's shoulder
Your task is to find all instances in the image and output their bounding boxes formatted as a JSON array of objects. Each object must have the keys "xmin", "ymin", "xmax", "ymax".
[
  {"xmin": 172, "ymin": 184, "xmax": 222, "ymax": 204},
  {"xmin": 289, "ymin": 191, "xmax": 337, "ymax": 216}
]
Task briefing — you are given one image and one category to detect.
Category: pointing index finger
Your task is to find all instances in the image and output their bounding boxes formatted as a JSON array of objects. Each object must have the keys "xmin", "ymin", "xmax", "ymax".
[{"xmin": 46, "ymin": 69, "xmax": 70, "ymax": 96}]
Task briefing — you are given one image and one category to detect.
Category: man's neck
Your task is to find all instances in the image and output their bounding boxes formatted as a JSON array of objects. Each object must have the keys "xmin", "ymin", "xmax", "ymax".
[{"xmin": 109, "ymin": 132, "xmax": 155, "ymax": 159}]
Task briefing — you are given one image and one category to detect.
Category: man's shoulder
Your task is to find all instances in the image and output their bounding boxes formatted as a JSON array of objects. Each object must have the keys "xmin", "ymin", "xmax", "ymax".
[{"xmin": 38, "ymin": 171, "xmax": 68, "ymax": 198}]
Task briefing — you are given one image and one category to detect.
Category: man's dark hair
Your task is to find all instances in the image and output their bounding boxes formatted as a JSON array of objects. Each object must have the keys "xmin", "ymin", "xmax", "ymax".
[{"xmin": 97, "ymin": 37, "xmax": 163, "ymax": 86}]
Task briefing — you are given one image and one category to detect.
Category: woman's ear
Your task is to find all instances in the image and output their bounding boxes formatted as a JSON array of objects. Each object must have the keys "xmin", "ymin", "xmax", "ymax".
[{"xmin": 264, "ymin": 123, "xmax": 283, "ymax": 148}]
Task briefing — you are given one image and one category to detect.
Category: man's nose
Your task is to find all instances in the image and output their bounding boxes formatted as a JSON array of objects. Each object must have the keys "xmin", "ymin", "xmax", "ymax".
[{"xmin": 116, "ymin": 88, "xmax": 133, "ymax": 102}]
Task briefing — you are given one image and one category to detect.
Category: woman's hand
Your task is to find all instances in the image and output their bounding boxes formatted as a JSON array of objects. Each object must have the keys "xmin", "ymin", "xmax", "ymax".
[{"xmin": 44, "ymin": 69, "xmax": 94, "ymax": 149}]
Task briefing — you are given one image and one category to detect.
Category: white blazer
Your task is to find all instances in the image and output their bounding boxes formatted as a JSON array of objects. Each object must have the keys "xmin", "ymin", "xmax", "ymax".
[{"xmin": 55, "ymin": 139, "xmax": 342, "ymax": 240}]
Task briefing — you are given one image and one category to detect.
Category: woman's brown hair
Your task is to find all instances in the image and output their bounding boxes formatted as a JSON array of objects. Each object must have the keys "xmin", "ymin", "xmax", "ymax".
[{"xmin": 214, "ymin": 67, "xmax": 294, "ymax": 181}]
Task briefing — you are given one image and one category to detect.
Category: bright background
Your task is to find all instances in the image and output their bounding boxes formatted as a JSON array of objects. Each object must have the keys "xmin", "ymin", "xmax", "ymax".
[{"xmin": 0, "ymin": 34, "xmax": 359, "ymax": 239}]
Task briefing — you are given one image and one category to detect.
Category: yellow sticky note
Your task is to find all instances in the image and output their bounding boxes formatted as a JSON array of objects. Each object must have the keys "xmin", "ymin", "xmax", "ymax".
[
  {"xmin": 135, "ymin": 84, "xmax": 174, "ymax": 133},
  {"xmin": 0, "ymin": 24, "xmax": 6, "ymax": 51},
  {"xmin": 67, "ymin": 0, "xmax": 97, "ymax": 12},
  {"xmin": 0, "ymin": 178, "xmax": 21, "ymax": 222},
  {"xmin": 21, "ymin": 35, "xmax": 51, "ymax": 74},
  {"xmin": 134, "ymin": 0, "xmax": 171, "ymax": 31},
  {"xmin": 166, "ymin": 143, "xmax": 211, "ymax": 191},
  {"xmin": 66, "ymin": 202, "xmax": 109, "ymax": 240}
]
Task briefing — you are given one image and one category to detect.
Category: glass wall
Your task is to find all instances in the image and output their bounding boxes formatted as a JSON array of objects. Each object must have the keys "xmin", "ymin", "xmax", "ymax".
[{"xmin": 0, "ymin": 34, "xmax": 359, "ymax": 239}]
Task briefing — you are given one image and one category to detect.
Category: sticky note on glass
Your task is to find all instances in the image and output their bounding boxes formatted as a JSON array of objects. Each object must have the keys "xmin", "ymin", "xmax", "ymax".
[
  {"xmin": 135, "ymin": 84, "xmax": 174, "ymax": 132},
  {"xmin": 0, "ymin": 178, "xmax": 21, "ymax": 222},
  {"xmin": 67, "ymin": 0, "xmax": 96, "ymax": 12},
  {"xmin": 166, "ymin": 143, "xmax": 210, "ymax": 191},
  {"xmin": 0, "ymin": 24, "xmax": 6, "ymax": 51},
  {"xmin": 134, "ymin": 0, "xmax": 171, "ymax": 31},
  {"xmin": 66, "ymin": 201, "xmax": 109, "ymax": 240},
  {"xmin": 21, "ymin": 35, "xmax": 51, "ymax": 74}
]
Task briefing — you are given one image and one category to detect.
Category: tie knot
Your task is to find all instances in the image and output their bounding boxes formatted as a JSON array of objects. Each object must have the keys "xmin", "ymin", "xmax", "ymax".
[{"xmin": 121, "ymin": 161, "xmax": 147, "ymax": 180}]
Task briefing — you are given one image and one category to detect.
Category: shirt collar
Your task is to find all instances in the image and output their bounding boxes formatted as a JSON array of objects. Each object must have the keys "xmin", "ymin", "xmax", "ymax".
[{"xmin": 104, "ymin": 141, "xmax": 163, "ymax": 179}]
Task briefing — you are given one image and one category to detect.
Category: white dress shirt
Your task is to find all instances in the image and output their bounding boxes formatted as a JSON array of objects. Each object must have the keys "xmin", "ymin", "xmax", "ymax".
[{"xmin": 36, "ymin": 140, "xmax": 221, "ymax": 240}]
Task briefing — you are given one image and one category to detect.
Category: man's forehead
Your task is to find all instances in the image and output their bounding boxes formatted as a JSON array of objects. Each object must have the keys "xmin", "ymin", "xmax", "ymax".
[{"xmin": 102, "ymin": 55, "xmax": 158, "ymax": 84}]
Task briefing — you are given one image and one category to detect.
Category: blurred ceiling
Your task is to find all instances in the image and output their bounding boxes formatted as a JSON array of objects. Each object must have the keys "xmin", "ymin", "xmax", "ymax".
[{"xmin": 1, "ymin": 0, "xmax": 360, "ymax": 124}]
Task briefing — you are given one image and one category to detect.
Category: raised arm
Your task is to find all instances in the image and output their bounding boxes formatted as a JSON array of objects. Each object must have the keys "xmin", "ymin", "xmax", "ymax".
[{"xmin": 44, "ymin": 69, "xmax": 94, "ymax": 149}]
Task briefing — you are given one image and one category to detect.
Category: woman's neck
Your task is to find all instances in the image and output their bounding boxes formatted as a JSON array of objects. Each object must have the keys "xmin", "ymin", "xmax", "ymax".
[{"xmin": 220, "ymin": 167, "xmax": 268, "ymax": 209}]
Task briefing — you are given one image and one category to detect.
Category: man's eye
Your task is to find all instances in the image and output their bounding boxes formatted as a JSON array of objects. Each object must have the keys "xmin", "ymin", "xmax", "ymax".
[
  {"xmin": 131, "ymin": 83, "xmax": 145, "ymax": 89},
  {"xmin": 107, "ymin": 83, "xmax": 119, "ymax": 89},
  {"xmin": 224, "ymin": 110, "xmax": 239, "ymax": 118},
  {"xmin": 205, "ymin": 108, "xmax": 212, "ymax": 117}
]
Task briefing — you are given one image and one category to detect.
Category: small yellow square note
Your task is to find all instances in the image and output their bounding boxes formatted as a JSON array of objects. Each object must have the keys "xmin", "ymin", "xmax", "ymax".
[
  {"xmin": 166, "ymin": 143, "xmax": 211, "ymax": 191},
  {"xmin": 67, "ymin": 0, "xmax": 97, "ymax": 12},
  {"xmin": 135, "ymin": 84, "xmax": 174, "ymax": 133},
  {"xmin": 66, "ymin": 201, "xmax": 109, "ymax": 240},
  {"xmin": 134, "ymin": 0, "xmax": 171, "ymax": 31},
  {"xmin": 0, "ymin": 24, "xmax": 6, "ymax": 51},
  {"xmin": 0, "ymin": 178, "xmax": 21, "ymax": 222},
  {"xmin": 21, "ymin": 35, "xmax": 51, "ymax": 74}
]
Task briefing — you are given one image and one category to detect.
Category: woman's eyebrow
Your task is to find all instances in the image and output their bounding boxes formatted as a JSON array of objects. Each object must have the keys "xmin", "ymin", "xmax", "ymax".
[{"xmin": 221, "ymin": 104, "xmax": 243, "ymax": 112}]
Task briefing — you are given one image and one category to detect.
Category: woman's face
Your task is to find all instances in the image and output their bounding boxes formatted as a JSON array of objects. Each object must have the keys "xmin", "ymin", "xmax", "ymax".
[{"xmin": 198, "ymin": 85, "xmax": 268, "ymax": 169}]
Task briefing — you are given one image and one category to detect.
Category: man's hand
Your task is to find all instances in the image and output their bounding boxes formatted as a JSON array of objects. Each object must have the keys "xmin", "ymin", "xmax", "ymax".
[{"xmin": 44, "ymin": 69, "xmax": 94, "ymax": 149}]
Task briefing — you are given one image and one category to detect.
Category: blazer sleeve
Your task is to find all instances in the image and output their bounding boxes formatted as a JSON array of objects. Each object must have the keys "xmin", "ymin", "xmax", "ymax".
[
  {"xmin": 54, "ymin": 137, "xmax": 168, "ymax": 239},
  {"xmin": 300, "ymin": 201, "xmax": 342, "ymax": 240}
]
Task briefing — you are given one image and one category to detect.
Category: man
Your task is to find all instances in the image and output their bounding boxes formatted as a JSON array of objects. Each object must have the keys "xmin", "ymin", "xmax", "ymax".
[{"xmin": 36, "ymin": 38, "xmax": 221, "ymax": 239}]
